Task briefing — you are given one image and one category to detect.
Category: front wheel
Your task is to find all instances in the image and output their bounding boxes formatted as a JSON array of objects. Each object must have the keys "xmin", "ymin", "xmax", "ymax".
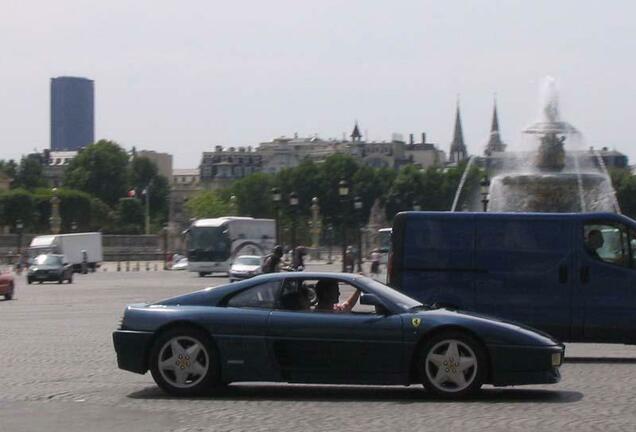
[
  {"xmin": 149, "ymin": 327, "xmax": 219, "ymax": 396},
  {"xmin": 417, "ymin": 331, "xmax": 486, "ymax": 399}
]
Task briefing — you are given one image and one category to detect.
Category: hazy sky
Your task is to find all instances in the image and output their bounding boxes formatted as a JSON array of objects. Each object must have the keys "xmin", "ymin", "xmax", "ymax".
[{"xmin": 1, "ymin": 0, "xmax": 635, "ymax": 168}]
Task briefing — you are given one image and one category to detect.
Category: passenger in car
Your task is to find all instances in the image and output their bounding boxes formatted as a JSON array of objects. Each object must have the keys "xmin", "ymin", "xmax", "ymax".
[{"xmin": 313, "ymin": 279, "xmax": 361, "ymax": 313}]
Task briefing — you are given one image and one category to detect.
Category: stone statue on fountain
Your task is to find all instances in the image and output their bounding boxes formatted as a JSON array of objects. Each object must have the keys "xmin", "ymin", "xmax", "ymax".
[{"xmin": 535, "ymin": 132, "xmax": 566, "ymax": 172}]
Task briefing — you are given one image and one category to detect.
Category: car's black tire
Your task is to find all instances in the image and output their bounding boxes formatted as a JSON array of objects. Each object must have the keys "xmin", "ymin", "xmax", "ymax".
[
  {"xmin": 5, "ymin": 286, "xmax": 13, "ymax": 300},
  {"xmin": 27, "ymin": 278, "xmax": 32, "ymax": 285},
  {"xmin": 417, "ymin": 330, "xmax": 487, "ymax": 399},
  {"xmin": 149, "ymin": 326, "xmax": 219, "ymax": 397},
  {"xmin": 58, "ymin": 276, "xmax": 63, "ymax": 284},
  {"xmin": 198, "ymin": 272, "xmax": 208, "ymax": 277}
]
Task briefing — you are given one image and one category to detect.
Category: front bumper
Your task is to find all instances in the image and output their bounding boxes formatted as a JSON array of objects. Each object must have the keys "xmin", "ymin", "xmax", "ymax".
[
  {"xmin": 112, "ymin": 330, "xmax": 154, "ymax": 374},
  {"xmin": 188, "ymin": 261, "xmax": 229, "ymax": 273},
  {"xmin": 28, "ymin": 271, "xmax": 64, "ymax": 281},
  {"xmin": 487, "ymin": 344, "xmax": 564, "ymax": 386}
]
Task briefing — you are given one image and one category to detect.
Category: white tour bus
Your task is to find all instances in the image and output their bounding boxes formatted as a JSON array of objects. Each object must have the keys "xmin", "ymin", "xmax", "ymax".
[{"xmin": 185, "ymin": 217, "xmax": 275, "ymax": 276}]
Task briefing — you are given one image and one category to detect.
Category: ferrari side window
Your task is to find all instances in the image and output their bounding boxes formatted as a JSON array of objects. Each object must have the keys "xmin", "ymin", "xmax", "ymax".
[{"xmin": 227, "ymin": 281, "xmax": 281, "ymax": 309}]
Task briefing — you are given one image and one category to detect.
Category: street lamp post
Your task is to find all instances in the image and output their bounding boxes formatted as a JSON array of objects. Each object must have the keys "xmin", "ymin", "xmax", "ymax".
[
  {"xmin": 162, "ymin": 224, "xmax": 169, "ymax": 270},
  {"xmin": 229, "ymin": 195, "xmax": 238, "ymax": 216},
  {"xmin": 480, "ymin": 175, "xmax": 491, "ymax": 212},
  {"xmin": 271, "ymin": 187, "xmax": 282, "ymax": 245},
  {"xmin": 326, "ymin": 223, "xmax": 333, "ymax": 265},
  {"xmin": 16, "ymin": 219, "xmax": 23, "ymax": 254},
  {"xmin": 354, "ymin": 196, "xmax": 363, "ymax": 272},
  {"xmin": 289, "ymin": 191, "xmax": 299, "ymax": 249},
  {"xmin": 50, "ymin": 188, "xmax": 61, "ymax": 234},
  {"xmin": 338, "ymin": 180, "xmax": 349, "ymax": 272},
  {"xmin": 310, "ymin": 197, "xmax": 321, "ymax": 260}
]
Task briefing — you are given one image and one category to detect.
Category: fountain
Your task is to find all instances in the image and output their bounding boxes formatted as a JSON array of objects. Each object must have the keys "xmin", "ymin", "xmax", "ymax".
[{"xmin": 454, "ymin": 77, "xmax": 620, "ymax": 213}]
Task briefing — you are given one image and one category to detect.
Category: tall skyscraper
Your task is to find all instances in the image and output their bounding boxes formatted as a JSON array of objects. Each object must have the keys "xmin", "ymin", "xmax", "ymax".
[{"xmin": 50, "ymin": 76, "xmax": 94, "ymax": 151}]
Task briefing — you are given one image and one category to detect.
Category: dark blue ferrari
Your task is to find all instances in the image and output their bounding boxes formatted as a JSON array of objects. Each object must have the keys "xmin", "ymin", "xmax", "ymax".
[{"xmin": 113, "ymin": 272, "xmax": 564, "ymax": 399}]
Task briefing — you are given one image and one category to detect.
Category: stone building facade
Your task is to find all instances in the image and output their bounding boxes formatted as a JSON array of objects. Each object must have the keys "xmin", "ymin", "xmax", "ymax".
[
  {"xmin": 199, "ymin": 146, "xmax": 263, "ymax": 189},
  {"xmin": 138, "ymin": 150, "xmax": 173, "ymax": 179}
]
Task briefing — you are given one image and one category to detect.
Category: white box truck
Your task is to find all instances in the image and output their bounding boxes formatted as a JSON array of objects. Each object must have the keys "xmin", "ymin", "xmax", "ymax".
[{"xmin": 28, "ymin": 233, "xmax": 103, "ymax": 272}]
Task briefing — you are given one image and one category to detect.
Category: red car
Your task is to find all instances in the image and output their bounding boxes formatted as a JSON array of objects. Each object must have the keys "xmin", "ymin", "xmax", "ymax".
[{"xmin": 0, "ymin": 266, "xmax": 15, "ymax": 300}]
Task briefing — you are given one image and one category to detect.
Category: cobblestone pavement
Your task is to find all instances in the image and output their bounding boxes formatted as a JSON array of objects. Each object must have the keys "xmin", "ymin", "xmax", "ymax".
[{"xmin": 1, "ymin": 267, "xmax": 636, "ymax": 432}]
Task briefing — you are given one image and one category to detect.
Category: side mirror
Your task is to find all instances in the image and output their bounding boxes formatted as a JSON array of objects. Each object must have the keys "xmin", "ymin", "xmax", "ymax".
[
  {"xmin": 360, "ymin": 293, "xmax": 382, "ymax": 306},
  {"xmin": 360, "ymin": 293, "xmax": 390, "ymax": 315}
]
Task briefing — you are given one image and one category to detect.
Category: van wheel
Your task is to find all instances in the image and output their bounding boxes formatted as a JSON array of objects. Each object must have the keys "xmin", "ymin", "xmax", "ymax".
[
  {"xmin": 417, "ymin": 331, "xmax": 486, "ymax": 399},
  {"xmin": 149, "ymin": 327, "xmax": 219, "ymax": 396}
]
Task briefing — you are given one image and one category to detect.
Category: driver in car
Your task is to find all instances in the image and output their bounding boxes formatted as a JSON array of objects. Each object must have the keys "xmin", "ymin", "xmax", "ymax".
[
  {"xmin": 585, "ymin": 229, "xmax": 604, "ymax": 260},
  {"xmin": 313, "ymin": 279, "xmax": 361, "ymax": 313}
]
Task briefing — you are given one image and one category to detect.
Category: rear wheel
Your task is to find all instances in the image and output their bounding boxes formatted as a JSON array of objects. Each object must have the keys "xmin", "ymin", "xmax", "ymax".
[
  {"xmin": 4, "ymin": 285, "xmax": 13, "ymax": 300},
  {"xmin": 27, "ymin": 278, "xmax": 32, "ymax": 285},
  {"xmin": 149, "ymin": 327, "xmax": 219, "ymax": 396},
  {"xmin": 198, "ymin": 272, "xmax": 210, "ymax": 277},
  {"xmin": 417, "ymin": 331, "xmax": 486, "ymax": 399}
]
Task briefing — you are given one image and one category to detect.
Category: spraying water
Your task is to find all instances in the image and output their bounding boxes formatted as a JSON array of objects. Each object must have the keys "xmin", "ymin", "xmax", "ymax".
[
  {"xmin": 452, "ymin": 77, "xmax": 619, "ymax": 213},
  {"xmin": 450, "ymin": 155, "xmax": 475, "ymax": 211}
]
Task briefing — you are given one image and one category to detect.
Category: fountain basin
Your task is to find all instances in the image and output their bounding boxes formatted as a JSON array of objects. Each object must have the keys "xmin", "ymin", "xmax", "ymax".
[{"xmin": 489, "ymin": 172, "xmax": 616, "ymax": 213}]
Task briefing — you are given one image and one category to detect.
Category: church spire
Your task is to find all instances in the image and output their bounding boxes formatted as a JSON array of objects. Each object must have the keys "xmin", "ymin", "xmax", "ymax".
[
  {"xmin": 351, "ymin": 120, "xmax": 362, "ymax": 142},
  {"xmin": 449, "ymin": 100, "xmax": 467, "ymax": 164},
  {"xmin": 485, "ymin": 96, "xmax": 507, "ymax": 155}
]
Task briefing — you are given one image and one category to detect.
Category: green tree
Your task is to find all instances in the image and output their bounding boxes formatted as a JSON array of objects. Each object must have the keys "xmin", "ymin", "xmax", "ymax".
[
  {"xmin": 611, "ymin": 168, "xmax": 636, "ymax": 219},
  {"xmin": 14, "ymin": 154, "xmax": 47, "ymax": 190},
  {"xmin": 0, "ymin": 159, "xmax": 17, "ymax": 186},
  {"xmin": 186, "ymin": 190, "xmax": 231, "ymax": 219},
  {"xmin": 231, "ymin": 172, "xmax": 275, "ymax": 218},
  {"xmin": 113, "ymin": 198, "xmax": 144, "ymax": 234},
  {"xmin": 63, "ymin": 140, "xmax": 130, "ymax": 206},
  {"xmin": 0, "ymin": 189, "xmax": 35, "ymax": 231},
  {"xmin": 128, "ymin": 156, "xmax": 170, "ymax": 225},
  {"xmin": 90, "ymin": 198, "xmax": 114, "ymax": 231}
]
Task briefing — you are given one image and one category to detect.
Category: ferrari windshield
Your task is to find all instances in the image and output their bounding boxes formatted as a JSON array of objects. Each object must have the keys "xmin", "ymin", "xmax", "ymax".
[{"xmin": 356, "ymin": 276, "xmax": 423, "ymax": 311}]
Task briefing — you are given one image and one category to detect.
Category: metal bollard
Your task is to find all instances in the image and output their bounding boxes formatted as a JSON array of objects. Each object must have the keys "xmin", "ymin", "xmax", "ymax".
[
  {"xmin": 154, "ymin": 263, "xmax": 158, "ymax": 271},
  {"xmin": 145, "ymin": 262, "xmax": 150, "ymax": 271},
  {"xmin": 117, "ymin": 261, "xmax": 121, "ymax": 272},
  {"xmin": 126, "ymin": 261, "xmax": 130, "ymax": 272},
  {"xmin": 135, "ymin": 262, "xmax": 140, "ymax": 272}
]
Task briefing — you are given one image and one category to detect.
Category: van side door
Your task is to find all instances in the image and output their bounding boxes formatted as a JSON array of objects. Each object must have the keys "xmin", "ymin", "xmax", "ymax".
[
  {"xmin": 473, "ymin": 218, "xmax": 574, "ymax": 341},
  {"xmin": 577, "ymin": 221, "xmax": 636, "ymax": 343}
]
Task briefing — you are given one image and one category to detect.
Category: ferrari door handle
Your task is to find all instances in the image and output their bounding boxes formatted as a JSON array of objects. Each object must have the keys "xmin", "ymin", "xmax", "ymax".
[
  {"xmin": 558, "ymin": 265, "xmax": 568, "ymax": 284},
  {"xmin": 580, "ymin": 266, "xmax": 590, "ymax": 284}
]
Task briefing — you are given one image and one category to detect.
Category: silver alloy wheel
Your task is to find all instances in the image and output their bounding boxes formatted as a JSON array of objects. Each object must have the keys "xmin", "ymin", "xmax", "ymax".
[
  {"xmin": 424, "ymin": 339, "xmax": 478, "ymax": 393},
  {"xmin": 157, "ymin": 336, "xmax": 210, "ymax": 389}
]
